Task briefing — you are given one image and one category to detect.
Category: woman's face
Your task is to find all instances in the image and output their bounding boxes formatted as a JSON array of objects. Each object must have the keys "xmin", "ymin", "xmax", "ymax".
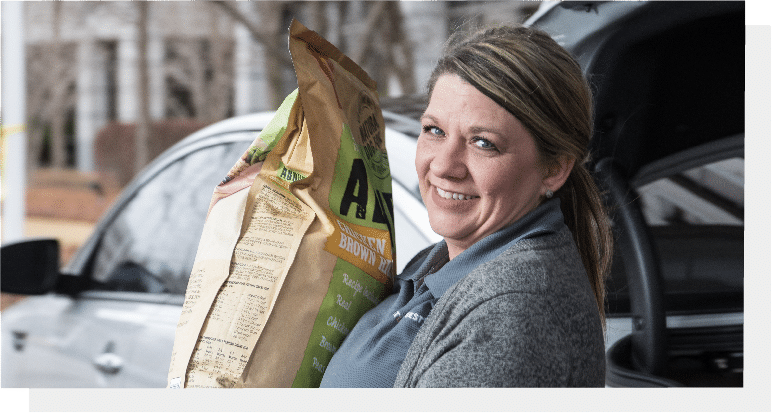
[{"xmin": 416, "ymin": 74, "xmax": 547, "ymax": 259}]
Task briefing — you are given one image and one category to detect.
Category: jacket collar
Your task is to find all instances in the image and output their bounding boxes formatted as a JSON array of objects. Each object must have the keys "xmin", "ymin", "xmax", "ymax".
[{"xmin": 411, "ymin": 198, "xmax": 565, "ymax": 299}]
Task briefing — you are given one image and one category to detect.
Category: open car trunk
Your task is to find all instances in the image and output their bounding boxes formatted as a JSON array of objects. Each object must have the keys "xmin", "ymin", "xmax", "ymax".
[{"xmin": 531, "ymin": 1, "xmax": 745, "ymax": 387}]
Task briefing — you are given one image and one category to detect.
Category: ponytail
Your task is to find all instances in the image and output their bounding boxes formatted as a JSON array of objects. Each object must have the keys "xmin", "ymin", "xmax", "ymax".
[{"xmin": 557, "ymin": 163, "xmax": 613, "ymax": 326}]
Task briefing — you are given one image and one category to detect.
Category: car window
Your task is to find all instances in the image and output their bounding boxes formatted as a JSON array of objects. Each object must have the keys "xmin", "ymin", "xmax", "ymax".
[
  {"xmin": 91, "ymin": 136, "xmax": 252, "ymax": 295},
  {"xmin": 638, "ymin": 157, "xmax": 743, "ymax": 227}
]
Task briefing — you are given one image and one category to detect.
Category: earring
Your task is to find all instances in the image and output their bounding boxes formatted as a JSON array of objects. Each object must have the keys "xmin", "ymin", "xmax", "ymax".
[{"xmin": 545, "ymin": 189, "xmax": 554, "ymax": 199}]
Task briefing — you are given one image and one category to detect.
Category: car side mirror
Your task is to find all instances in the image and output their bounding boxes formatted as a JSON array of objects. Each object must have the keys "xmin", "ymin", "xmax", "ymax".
[{"xmin": 1, "ymin": 239, "xmax": 61, "ymax": 295}]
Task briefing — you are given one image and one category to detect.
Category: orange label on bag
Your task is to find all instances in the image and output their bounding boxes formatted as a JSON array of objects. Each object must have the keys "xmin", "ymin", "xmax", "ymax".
[{"xmin": 323, "ymin": 210, "xmax": 393, "ymax": 285}]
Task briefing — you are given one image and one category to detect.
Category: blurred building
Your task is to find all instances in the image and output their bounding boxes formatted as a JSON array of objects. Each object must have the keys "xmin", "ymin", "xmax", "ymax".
[{"xmin": 22, "ymin": 1, "xmax": 538, "ymax": 175}]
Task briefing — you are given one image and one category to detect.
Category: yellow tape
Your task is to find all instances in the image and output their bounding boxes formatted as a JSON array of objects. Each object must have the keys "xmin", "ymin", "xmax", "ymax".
[{"xmin": 0, "ymin": 124, "xmax": 27, "ymax": 139}]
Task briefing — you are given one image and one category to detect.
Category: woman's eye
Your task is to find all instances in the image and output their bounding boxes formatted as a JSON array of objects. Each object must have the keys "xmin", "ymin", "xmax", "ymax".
[
  {"xmin": 422, "ymin": 125, "xmax": 444, "ymax": 136},
  {"xmin": 472, "ymin": 137, "xmax": 497, "ymax": 151}
]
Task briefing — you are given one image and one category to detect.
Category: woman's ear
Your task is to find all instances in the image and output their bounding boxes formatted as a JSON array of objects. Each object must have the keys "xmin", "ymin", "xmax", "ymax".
[{"xmin": 542, "ymin": 156, "xmax": 575, "ymax": 194}]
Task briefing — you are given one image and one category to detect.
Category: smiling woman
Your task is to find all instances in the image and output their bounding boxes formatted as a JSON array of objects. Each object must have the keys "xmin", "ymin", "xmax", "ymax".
[
  {"xmin": 319, "ymin": 25, "xmax": 613, "ymax": 388},
  {"xmin": 416, "ymin": 74, "xmax": 573, "ymax": 259}
]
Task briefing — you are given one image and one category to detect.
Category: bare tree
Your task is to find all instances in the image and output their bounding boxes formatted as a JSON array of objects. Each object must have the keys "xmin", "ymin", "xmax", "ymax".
[
  {"xmin": 257, "ymin": 1, "xmax": 288, "ymax": 109},
  {"xmin": 212, "ymin": 1, "xmax": 416, "ymax": 99},
  {"xmin": 25, "ymin": 45, "xmax": 52, "ymax": 171},
  {"xmin": 384, "ymin": 1, "xmax": 417, "ymax": 95},
  {"xmin": 25, "ymin": 2, "xmax": 78, "ymax": 171},
  {"xmin": 335, "ymin": 2, "xmax": 349, "ymax": 54},
  {"xmin": 309, "ymin": 1, "xmax": 328, "ymax": 39},
  {"xmin": 50, "ymin": 0, "xmax": 67, "ymax": 168},
  {"xmin": 162, "ymin": 32, "xmax": 235, "ymax": 120},
  {"xmin": 164, "ymin": 38, "xmax": 198, "ymax": 118},
  {"xmin": 135, "ymin": 1, "xmax": 151, "ymax": 174},
  {"xmin": 211, "ymin": 1, "xmax": 292, "ymax": 66},
  {"xmin": 204, "ymin": 4, "xmax": 235, "ymax": 122},
  {"xmin": 351, "ymin": 1, "xmax": 416, "ymax": 95}
]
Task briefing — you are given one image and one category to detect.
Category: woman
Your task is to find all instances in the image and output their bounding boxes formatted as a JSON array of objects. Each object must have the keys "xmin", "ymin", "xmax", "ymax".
[{"xmin": 319, "ymin": 25, "xmax": 613, "ymax": 387}]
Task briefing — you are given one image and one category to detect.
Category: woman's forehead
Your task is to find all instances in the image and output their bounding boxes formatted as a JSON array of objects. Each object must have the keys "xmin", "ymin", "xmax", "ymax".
[{"xmin": 424, "ymin": 74, "xmax": 522, "ymax": 131}]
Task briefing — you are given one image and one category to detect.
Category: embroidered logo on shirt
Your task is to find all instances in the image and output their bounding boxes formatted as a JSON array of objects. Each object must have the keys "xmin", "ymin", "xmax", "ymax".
[{"xmin": 392, "ymin": 311, "xmax": 425, "ymax": 324}]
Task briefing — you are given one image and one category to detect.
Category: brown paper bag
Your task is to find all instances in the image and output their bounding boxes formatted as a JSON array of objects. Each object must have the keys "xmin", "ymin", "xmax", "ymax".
[{"xmin": 167, "ymin": 19, "xmax": 395, "ymax": 388}]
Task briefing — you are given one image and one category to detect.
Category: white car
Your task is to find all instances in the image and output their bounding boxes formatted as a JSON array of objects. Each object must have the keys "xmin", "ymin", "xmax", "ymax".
[
  {"xmin": 1, "ymin": 111, "xmax": 440, "ymax": 387},
  {"xmin": 3, "ymin": 1, "xmax": 745, "ymax": 388}
]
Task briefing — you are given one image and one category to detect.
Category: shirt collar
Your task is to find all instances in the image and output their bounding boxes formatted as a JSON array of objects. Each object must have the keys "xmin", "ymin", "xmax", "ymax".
[
  {"xmin": 420, "ymin": 198, "xmax": 566, "ymax": 299},
  {"xmin": 401, "ymin": 241, "xmax": 448, "ymax": 288}
]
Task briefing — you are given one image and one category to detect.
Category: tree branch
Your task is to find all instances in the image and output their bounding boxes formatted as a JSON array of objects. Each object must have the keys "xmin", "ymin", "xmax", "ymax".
[
  {"xmin": 351, "ymin": 1, "xmax": 388, "ymax": 64},
  {"xmin": 210, "ymin": 0, "xmax": 292, "ymax": 66}
]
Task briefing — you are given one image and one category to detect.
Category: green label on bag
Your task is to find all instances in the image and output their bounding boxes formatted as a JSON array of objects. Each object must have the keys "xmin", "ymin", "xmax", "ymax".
[
  {"xmin": 291, "ymin": 258, "xmax": 386, "ymax": 387},
  {"xmin": 291, "ymin": 122, "xmax": 392, "ymax": 388},
  {"xmin": 328, "ymin": 124, "xmax": 393, "ymax": 229},
  {"xmin": 277, "ymin": 161, "xmax": 308, "ymax": 183}
]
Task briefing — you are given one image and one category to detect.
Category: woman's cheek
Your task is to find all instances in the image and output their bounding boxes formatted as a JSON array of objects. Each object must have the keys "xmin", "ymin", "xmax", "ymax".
[{"xmin": 415, "ymin": 139, "xmax": 431, "ymax": 177}]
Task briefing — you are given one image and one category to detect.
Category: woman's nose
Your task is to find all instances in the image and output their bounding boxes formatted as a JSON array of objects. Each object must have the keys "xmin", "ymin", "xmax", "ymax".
[{"xmin": 430, "ymin": 138, "xmax": 467, "ymax": 180}]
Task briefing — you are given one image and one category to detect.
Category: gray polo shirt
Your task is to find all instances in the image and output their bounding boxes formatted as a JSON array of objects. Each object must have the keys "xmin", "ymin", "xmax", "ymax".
[{"xmin": 319, "ymin": 199, "xmax": 565, "ymax": 388}]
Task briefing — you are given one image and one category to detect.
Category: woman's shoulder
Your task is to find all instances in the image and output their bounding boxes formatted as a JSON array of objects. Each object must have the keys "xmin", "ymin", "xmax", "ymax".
[
  {"xmin": 471, "ymin": 226, "xmax": 585, "ymax": 291},
  {"xmin": 400, "ymin": 228, "xmax": 606, "ymax": 387},
  {"xmin": 439, "ymin": 226, "xmax": 599, "ymax": 324}
]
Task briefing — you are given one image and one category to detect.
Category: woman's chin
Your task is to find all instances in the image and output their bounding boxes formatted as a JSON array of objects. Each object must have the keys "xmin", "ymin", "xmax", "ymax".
[{"xmin": 428, "ymin": 217, "xmax": 474, "ymax": 245}]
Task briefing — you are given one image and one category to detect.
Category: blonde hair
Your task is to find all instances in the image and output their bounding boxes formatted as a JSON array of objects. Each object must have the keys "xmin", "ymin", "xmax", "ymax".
[{"xmin": 429, "ymin": 25, "xmax": 613, "ymax": 324}]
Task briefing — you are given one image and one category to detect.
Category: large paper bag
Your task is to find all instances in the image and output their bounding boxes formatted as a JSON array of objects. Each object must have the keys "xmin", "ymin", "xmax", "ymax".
[{"xmin": 167, "ymin": 19, "xmax": 395, "ymax": 388}]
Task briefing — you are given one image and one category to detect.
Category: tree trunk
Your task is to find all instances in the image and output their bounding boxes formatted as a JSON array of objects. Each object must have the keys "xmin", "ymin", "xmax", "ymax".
[
  {"xmin": 206, "ymin": 4, "xmax": 233, "ymax": 122},
  {"xmin": 336, "ymin": 1, "xmax": 348, "ymax": 54},
  {"xmin": 257, "ymin": 1, "xmax": 284, "ymax": 109},
  {"xmin": 310, "ymin": 1, "xmax": 328, "ymax": 38},
  {"xmin": 211, "ymin": 0, "xmax": 291, "ymax": 66},
  {"xmin": 385, "ymin": 2, "xmax": 416, "ymax": 95},
  {"xmin": 50, "ymin": 1, "xmax": 67, "ymax": 168},
  {"xmin": 351, "ymin": 1, "xmax": 388, "ymax": 65},
  {"xmin": 189, "ymin": 39, "xmax": 207, "ymax": 119},
  {"xmin": 135, "ymin": 1, "xmax": 151, "ymax": 174},
  {"xmin": 210, "ymin": 0, "xmax": 416, "ymax": 102}
]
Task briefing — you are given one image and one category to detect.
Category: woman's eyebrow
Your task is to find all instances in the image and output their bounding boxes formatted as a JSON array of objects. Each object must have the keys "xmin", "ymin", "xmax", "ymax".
[
  {"xmin": 420, "ymin": 114, "xmax": 439, "ymax": 124},
  {"xmin": 420, "ymin": 115, "xmax": 504, "ymax": 136},
  {"xmin": 468, "ymin": 125, "xmax": 503, "ymax": 136}
]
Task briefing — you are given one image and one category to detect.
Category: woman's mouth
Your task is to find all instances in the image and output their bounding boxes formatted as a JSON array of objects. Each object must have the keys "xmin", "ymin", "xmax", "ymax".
[{"xmin": 436, "ymin": 187, "xmax": 479, "ymax": 201}]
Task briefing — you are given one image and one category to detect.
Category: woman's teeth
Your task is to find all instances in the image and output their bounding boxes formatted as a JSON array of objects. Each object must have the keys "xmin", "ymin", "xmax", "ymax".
[{"xmin": 437, "ymin": 187, "xmax": 477, "ymax": 200}]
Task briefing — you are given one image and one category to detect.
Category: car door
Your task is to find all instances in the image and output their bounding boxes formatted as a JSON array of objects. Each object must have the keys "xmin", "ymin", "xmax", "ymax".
[
  {"xmin": 2, "ymin": 133, "xmax": 254, "ymax": 387},
  {"xmin": 3, "ymin": 117, "xmax": 438, "ymax": 387},
  {"xmin": 81, "ymin": 126, "xmax": 437, "ymax": 386},
  {"xmin": 84, "ymin": 134, "xmax": 256, "ymax": 387}
]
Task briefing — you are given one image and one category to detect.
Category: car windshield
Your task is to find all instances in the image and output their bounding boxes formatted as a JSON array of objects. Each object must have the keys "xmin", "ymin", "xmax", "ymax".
[
  {"xmin": 88, "ymin": 125, "xmax": 431, "ymax": 295},
  {"xmin": 91, "ymin": 136, "xmax": 252, "ymax": 294}
]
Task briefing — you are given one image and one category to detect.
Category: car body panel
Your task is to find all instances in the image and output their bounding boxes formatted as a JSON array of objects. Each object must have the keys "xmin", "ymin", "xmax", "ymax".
[
  {"xmin": 2, "ymin": 111, "xmax": 439, "ymax": 387},
  {"xmin": 2, "ymin": 293, "xmax": 179, "ymax": 387}
]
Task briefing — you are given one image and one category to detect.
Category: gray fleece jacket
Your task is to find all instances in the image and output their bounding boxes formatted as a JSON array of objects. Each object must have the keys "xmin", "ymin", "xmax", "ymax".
[{"xmin": 393, "ymin": 226, "xmax": 606, "ymax": 387}]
